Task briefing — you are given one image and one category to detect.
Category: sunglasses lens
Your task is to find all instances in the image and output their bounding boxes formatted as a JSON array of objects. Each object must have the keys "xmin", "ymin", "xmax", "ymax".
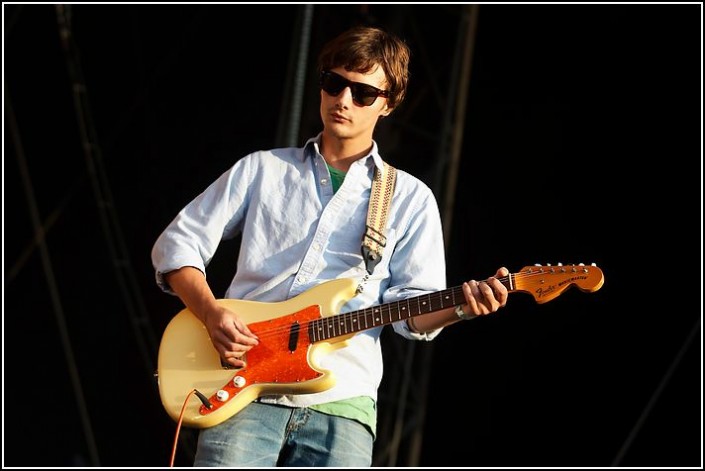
[
  {"xmin": 320, "ymin": 71, "xmax": 386, "ymax": 107},
  {"xmin": 352, "ymin": 85, "xmax": 379, "ymax": 106},
  {"xmin": 321, "ymin": 72, "xmax": 346, "ymax": 96}
]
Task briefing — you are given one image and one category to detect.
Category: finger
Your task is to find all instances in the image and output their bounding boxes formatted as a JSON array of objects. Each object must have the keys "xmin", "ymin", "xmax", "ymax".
[
  {"xmin": 222, "ymin": 350, "xmax": 248, "ymax": 367},
  {"xmin": 482, "ymin": 277, "xmax": 506, "ymax": 307},
  {"xmin": 223, "ymin": 349, "xmax": 246, "ymax": 359},
  {"xmin": 223, "ymin": 356, "xmax": 246, "ymax": 368},
  {"xmin": 221, "ymin": 339, "xmax": 255, "ymax": 358},
  {"xmin": 221, "ymin": 321, "xmax": 258, "ymax": 346},
  {"xmin": 233, "ymin": 319, "xmax": 260, "ymax": 344},
  {"xmin": 462, "ymin": 281, "xmax": 483, "ymax": 315},
  {"xmin": 477, "ymin": 281, "xmax": 499, "ymax": 310},
  {"xmin": 488, "ymin": 277, "xmax": 508, "ymax": 306},
  {"xmin": 209, "ymin": 334, "xmax": 240, "ymax": 366}
]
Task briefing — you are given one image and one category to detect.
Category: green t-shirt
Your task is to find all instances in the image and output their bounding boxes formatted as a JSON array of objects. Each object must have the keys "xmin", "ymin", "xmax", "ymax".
[
  {"xmin": 310, "ymin": 396, "xmax": 377, "ymax": 438},
  {"xmin": 327, "ymin": 164, "xmax": 347, "ymax": 193}
]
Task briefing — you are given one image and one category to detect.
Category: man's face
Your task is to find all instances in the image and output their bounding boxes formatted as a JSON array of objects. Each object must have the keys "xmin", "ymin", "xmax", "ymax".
[{"xmin": 319, "ymin": 66, "xmax": 391, "ymax": 143}]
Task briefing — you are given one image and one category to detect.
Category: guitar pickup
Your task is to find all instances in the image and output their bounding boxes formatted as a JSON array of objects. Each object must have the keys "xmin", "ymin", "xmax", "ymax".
[{"xmin": 288, "ymin": 321, "xmax": 300, "ymax": 352}]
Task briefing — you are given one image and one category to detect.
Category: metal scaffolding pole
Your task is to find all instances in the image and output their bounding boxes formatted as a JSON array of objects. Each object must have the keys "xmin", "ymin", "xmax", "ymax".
[
  {"xmin": 55, "ymin": 4, "xmax": 159, "ymax": 379},
  {"xmin": 6, "ymin": 89, "xmax": 102, "ymax": 468},
  {"xmin": 276, "ymin": 4, "xmax": 315, "ymax": 148}
]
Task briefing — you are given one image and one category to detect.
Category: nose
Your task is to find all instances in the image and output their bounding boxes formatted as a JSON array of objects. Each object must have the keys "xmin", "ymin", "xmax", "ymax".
[{"xmin": 336, "ymin": 85, "xmax": 354, "ymax": 105}]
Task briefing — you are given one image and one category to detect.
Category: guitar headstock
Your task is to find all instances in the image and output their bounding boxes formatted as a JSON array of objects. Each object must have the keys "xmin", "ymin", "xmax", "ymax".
[{"xmin": 510, "ymin": 263, "xmax": 604, "ymax": 304}]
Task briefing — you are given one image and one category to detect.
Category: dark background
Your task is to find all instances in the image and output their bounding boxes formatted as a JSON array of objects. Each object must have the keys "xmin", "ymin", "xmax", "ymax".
[{"xmin": 4, "ymin": 3, "xmax": 701, "ymax": 468}]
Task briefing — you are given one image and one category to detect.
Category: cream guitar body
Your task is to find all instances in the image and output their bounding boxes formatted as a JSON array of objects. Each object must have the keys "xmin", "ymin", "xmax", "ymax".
[{"xmin": 157, "ymin": 278, "xmax": 358, "ymax": 429}]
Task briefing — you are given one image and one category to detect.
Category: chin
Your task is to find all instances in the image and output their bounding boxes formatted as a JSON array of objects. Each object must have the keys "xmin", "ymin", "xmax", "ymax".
[{"xmin": 325, "ymin": 123, "xmax": 353, "ymax": 139}]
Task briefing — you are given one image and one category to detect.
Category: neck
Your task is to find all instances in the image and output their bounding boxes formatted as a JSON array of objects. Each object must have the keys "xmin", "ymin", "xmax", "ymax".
[{"xmin": 320, "ymin": 135, "xmax": 373, "ymax": 172}]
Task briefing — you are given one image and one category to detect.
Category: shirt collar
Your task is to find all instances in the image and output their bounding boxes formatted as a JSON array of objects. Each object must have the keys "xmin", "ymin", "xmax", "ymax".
[{"xmin": 302, "ymin": 133, "xmax": 385, "ymax": 172}]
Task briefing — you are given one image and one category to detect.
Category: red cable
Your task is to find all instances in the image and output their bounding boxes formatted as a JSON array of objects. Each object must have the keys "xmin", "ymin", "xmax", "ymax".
[{"xmin": 170, "ymin": 389, "xmax": 198, "ymax": 467}]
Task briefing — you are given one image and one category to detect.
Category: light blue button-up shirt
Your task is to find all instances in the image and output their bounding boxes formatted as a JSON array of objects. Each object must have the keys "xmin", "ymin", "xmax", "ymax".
[{"xmin": 152, "ymin": 134, "xmax": 446, "ymax": 406}]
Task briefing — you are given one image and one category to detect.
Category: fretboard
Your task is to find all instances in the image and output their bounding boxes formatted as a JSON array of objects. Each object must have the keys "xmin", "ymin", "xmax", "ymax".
[{"xmin": 307, "ymin": 276, "xmax": 510, "ymax": 343}]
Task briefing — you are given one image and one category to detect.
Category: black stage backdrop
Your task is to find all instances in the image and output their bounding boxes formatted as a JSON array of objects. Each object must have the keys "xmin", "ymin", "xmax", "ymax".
[{"xmin": 4, "ymin": 3, "xmax": 701, "ymax": 467}]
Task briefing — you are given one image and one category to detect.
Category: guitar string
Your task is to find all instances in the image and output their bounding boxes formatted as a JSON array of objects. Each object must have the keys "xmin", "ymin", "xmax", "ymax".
[
  {"xmin": 235, "ymin": 268, "xmax": 600, "ymax": 343},
  {"xmin": 216, "ymin": 268, "xmax": 600, "ymax": 344},
  {"xmin": 232, "ymin": 285, "xmax": 467, "ymax": 344}
]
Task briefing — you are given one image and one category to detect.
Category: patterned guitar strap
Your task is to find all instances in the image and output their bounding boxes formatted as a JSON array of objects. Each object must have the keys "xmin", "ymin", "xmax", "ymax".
[{"xmin": 361, "ymin": 161, "xmax": 397, "ymax": 279}]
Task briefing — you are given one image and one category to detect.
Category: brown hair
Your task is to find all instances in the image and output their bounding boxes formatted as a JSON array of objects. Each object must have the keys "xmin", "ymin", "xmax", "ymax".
[{"xmin": 317, "ymin": 25, "xmax": 410, "ymax": 110}]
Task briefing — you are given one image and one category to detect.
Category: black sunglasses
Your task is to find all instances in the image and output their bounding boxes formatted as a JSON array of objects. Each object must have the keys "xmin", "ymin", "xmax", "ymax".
[{"xmin": 319, "ymin": 70, "xmax": 390, "ymax": 107}]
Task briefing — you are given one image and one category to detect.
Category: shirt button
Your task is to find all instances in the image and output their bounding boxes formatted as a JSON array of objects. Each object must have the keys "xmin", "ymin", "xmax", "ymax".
[
  {"xmin": 313, "ymin": 243, "xmax": 321, "ymax": 251},
  {"xmin": 321, "ymin": 178, "xmax": 328, "ymax": 185},
  {"xmin": 297, "ymin": 275, "xmax": 307, "ymax": 283}
]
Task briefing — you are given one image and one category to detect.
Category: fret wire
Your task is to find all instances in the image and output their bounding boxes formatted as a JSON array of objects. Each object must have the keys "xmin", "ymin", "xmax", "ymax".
[
  {"xmin": 352, "ymin": 310, "xmax": 359, "ymax": 332},
  {"xmin": 441, "ymin": 290, "xmax": 451, "ymax": 310},
  {"xmin": 327, "ymin": 316, "xmax": 334, "ymax": 339},
  {"xmin": 430, "ymin": 292, "xmax": 439, "ymax": 311}
]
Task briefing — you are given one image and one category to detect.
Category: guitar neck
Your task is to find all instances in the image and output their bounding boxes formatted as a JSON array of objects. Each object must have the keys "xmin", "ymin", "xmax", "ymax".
[
  {"xmin": 308, "ymin": 276, "xmax": 515, "ymax": 343},
  {"xmin": 307, "ymin": 263, "xmax": 603, "ymax": 343}
]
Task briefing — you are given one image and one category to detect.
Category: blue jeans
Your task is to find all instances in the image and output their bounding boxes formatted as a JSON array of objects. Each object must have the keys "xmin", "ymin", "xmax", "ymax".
[{"xmin": 193, "ymin": 402, "xmax": 374, "ymax": 467}]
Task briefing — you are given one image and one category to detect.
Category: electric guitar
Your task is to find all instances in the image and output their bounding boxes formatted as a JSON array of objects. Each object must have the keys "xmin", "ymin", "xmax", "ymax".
[{"xmin": 157, "ymin": 263, "xmax": 604, "ymax": 428}]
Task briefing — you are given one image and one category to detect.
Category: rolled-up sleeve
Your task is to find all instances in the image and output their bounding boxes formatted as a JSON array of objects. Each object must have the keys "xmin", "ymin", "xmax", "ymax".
[{"xmin": 151, "ymin": 157, "xmax": 252, "ymax": 294}]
